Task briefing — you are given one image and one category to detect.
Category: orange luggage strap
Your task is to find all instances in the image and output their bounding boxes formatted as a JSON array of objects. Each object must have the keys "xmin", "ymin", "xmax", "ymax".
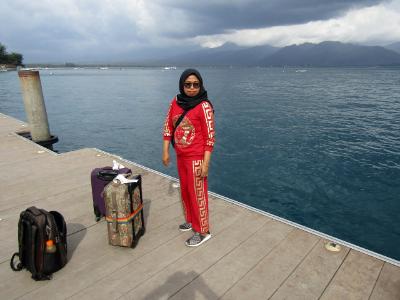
[{"xmin": 106, "ymin": 203, "xmax": 143, "ymax": 224}]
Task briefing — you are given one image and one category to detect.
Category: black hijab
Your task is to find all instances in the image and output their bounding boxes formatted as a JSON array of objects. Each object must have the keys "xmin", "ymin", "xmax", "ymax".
[{"xmin": 176, "ymin": 69, "xmax": 209, "ymax": 111}]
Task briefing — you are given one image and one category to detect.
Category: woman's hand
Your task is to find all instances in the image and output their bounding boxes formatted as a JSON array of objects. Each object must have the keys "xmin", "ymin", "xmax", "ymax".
[
  {"xmin": 200, "ymin": 162, "xmax": 209, "ymax": 177},
  {"xmin": 201, "ymin": 151, "xmax": 211, "ymax": 177},
  {"xmin": 162, "ymin": 151, "xmax": 170, "ymax": 167},
  {"xmin": 162, "ymin": 140, "xmax": 170, "ymax": 167}
]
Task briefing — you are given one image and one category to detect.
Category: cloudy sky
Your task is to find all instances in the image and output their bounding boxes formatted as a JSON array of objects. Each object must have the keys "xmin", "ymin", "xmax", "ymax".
[{"xmin": 1, "ymin": 0, "xmax": 400, "ymax": 63}]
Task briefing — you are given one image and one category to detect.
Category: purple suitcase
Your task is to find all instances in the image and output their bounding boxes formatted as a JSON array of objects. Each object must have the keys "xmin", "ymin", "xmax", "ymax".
[{"xmin": 90, "ymin": 166, "xmax": 131, "ymax": 221}]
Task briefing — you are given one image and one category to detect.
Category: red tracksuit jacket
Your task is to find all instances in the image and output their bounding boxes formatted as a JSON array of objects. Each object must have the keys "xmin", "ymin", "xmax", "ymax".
[{"xmin": 163, "ymin": 97, "xmax": 215, "ymax": 157}]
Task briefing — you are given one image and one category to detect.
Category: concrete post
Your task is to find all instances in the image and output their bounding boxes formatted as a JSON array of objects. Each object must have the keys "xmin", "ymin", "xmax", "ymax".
[{"xmin": 18, "ymin": 70, "xmax": 51, "ymax": 142}]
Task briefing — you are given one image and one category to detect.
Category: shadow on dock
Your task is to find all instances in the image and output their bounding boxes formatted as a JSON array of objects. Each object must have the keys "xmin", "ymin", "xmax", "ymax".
[
  {"xmin": 143, "ymin": 199, "xmax": 151, "ymax": 228},
  {"xmin": 143, "ymin": 271, "xmax": 218, "ymax": 300},
  {"xmin": 66, "ymin": 223, "xmax": 87, "ymax": 260}
]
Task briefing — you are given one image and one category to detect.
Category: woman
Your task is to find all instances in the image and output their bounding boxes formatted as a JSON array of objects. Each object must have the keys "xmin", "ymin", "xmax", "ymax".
[{"xmin": 162, "ymin": 69, "xmax": 215, "ymax": 247}]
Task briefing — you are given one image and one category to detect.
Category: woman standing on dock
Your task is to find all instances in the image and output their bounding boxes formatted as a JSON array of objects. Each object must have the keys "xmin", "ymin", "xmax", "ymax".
[{"xmin": 162, "ymin": 69, "xmax": 215, "ymax": 247}]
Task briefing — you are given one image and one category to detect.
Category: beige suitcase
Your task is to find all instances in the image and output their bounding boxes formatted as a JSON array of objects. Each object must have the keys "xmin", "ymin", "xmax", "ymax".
[{"xmin": 104, "ymin": 174, "xmax": 145, "ymax": 247}]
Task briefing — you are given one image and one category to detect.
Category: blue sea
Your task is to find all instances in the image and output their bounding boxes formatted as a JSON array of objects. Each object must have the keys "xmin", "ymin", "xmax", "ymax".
[{"xmin": 1, "ymin": 67, "xmax": 399, "ymax": 261}]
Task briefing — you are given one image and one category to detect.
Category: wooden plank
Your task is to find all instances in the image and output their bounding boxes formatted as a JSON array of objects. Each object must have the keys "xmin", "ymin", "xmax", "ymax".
[
  {"xmin": 3, "ymin": 175, "xmax": 236, "ymax": 298},
  {"xmin": 0, "ymin": 148, "xmax": 110, "ymax": 177},
  {"xmin": 0, "ymin": 126, "xmax": 29, "ymax": 136},
  {"xmin": 0, "ymin": 154, "xmax": 164, "ymax": 211},
  {"xmin": 0, "ymin": 184, "xmax": 91, "ymax": 263},
  {"xmin": 320, "ymin": 250, "xmax": 383, "ymax": 299},
  {"xmin": 66, "ymin": 204, "xmax": 253, "ymax": 300},
  {"xmin": 0, "ymin": 140, "xmax": 55, "ymax": 165},
  {"xmin": 220, "ymin": 229, "xmax": 320, "ymax": 299},
  {"xmin": 0, "ymin": 150, "xmax": 98, "ymax": 182},
  {"xmin": 0, "ymin": 168, "xmax": 192, "ymax": 264},
  {"xmin": 0, "ymin": 224, "xmax": 105, "ymax": 299},
  {"xmin": 270, "ymin": 239, "xmax": 350, "ymax": 299},
  {"xmin": 1, "ymin": 212, "xmax": 182, "ymax": 299},
  {"xmin": 1, "ymin": 175, "xmax": 95, "ymax": 211},
  {"xmin": 369, "ymin": 262, "xmax": 400, "ymax": 300},
  {"xmin": 0, "ymin": 135, "xmax": 39, "ymax": 149},
  {"xmin": 121, "ymin": 211, "xmax": 268, "ymax": 300},
  {"xmin": 170, "ymin": 220, "xmax": 294, "ymax": 300},
  {"xmin": 0, "ymin": 113, "xmax": 24, "ymax": 130}
]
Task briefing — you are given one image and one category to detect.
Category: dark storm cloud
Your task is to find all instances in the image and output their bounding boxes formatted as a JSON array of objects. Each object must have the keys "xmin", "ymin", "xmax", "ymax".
[
  {"xmin": 1, "ymin": 0, "xmax": 396, "ymax": 63},
  {"xmin": 156, "ymin": 0, "xmax": 384, "ymax": 37}
]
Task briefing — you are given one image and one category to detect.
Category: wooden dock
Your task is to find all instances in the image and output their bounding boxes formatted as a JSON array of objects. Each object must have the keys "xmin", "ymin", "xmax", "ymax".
[{"xmin": 0, "ymin": 112, "xmax": 399, "ymax": 300}]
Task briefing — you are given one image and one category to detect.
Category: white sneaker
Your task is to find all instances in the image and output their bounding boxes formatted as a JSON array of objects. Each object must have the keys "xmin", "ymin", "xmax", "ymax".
[{"xmin": 185, "ymin": 232, "xmax": 212, "ymax": 247}]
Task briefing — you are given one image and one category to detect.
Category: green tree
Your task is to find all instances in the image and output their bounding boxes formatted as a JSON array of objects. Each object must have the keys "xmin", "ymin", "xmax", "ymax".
[
  {"xmin": 0, "ymin": 42, "xmax": 23, "ymax": 65},
  {"xmin": 7, "ymin": 52, "xmax": 23, "ymax": 65},
  {"xmin": 0, "ymin": 43, "xmax": 6, "ymax": 63}
]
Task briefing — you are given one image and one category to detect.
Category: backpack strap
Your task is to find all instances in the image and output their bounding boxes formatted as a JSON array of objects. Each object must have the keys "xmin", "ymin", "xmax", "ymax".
[
  {"xmin": 10, "ymin": 253, "xmax": 23, "ymax": 271},
  {"xmin": 27, "ymin": 206, "xmax": 43, "ymax": 217},
  {"xmin": 171, "ymin": 110, "xmax": 190, "ymax": 148},
  {"xmin": 27, "ymin": 223, "xmax": 39, "ymax": 279},
  {"xmin": 48, "ymin": 211, "xmax": 68, "ymax": 268},
  {"xmin": 29, "ymin": 221, "xmax": 51, "ymax": 281},
  {"xmin": 26, "ymin": 207, "xmax": 47, "ymax": 279},
  {"xmin": 17, "ymin": 211, "xmax": 25, "ymax": 268},
  {"xmin": 170, "ymin": 99, "xmax": 213, "ymax": 148}
]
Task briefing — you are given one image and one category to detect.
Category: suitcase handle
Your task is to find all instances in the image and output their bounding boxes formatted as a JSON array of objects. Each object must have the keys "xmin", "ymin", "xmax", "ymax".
[
  {"xmin": 97, "ymin": 170, "xmax": 119, "ymax": 181},
  {"xmin": 97, "ymin": 170, "xmax": 132, "ymax": 181}
]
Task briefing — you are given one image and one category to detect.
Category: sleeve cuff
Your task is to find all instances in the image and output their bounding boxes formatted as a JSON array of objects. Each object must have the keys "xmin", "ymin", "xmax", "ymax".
[
  {"xmin": 163, "ymin": 136, "xmax": 172, "ymax": 141},
  {"xmin": 204, "ymin": 145, "xmax": 214, "ymax": 152}
]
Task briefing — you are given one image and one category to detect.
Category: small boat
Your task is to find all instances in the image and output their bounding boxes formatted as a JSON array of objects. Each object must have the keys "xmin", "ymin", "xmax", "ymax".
[{"xmin": 163, "ymin": 66, "xmax": 177, "ymax": 70}]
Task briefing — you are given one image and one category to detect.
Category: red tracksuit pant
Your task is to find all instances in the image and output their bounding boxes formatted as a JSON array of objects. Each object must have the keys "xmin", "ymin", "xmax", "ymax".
[{"xmin": 177, "ymin": 156, "xmax": 209, "ymax": 234}]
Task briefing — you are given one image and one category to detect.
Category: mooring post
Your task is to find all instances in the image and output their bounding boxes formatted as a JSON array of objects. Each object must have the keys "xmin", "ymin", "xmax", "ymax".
[{"xmin": 18, "ymin": 70, "xmax": 57, "ymax": 149}]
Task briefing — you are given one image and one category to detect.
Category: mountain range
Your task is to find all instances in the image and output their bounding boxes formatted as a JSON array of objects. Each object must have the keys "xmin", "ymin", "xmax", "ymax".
[
  {"xmin": 385, "ymin": 42, "xmax": 400, "ymax": 54},
  {"xmin": 149, "ymin": 41, "xmax": 400, "ymax": 67}
]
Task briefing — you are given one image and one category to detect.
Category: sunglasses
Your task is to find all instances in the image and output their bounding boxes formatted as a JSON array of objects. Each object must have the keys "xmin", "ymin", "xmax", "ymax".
[{"xmin": 184, "ymin": 82, "xmax": 200, "ymax": 89}]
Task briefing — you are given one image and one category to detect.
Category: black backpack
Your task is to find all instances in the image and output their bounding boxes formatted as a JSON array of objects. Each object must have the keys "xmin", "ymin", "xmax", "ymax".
[{"xmin": 10, "ymin": 206, "xmax": 68, "ymax": 280}]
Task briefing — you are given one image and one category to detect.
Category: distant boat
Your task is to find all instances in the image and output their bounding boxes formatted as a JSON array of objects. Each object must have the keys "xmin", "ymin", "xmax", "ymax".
[
  {"xmin": 100, "ymin": 67, "xmax": 109, "ymax": 70},
  {"xmin": 163, "ymin": 66, "xmax": 177, "ymax": 70},
  {"xmin": 295, "ymin": 69, "xmax": 307, "ymax": 73}
]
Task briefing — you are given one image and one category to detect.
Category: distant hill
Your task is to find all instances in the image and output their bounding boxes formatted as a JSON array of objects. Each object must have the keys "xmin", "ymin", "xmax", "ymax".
[
  {"xmin": 157, "ymin": 43, "xmax": 279, "ymax": 66},
  {"xmin": 260, "ymin": 41, "xmax": 400, "ymax": 67},
  {"xmin": 47, "ymin": 41, "xmax": 400, "ymax": 67},
  {"xmin": 385, "ymin": 42, "xmax": 400, "ymax": 54},
  {"xmin": 152, "ymin": 41, "xmax": 400, "ymax": 67}
]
